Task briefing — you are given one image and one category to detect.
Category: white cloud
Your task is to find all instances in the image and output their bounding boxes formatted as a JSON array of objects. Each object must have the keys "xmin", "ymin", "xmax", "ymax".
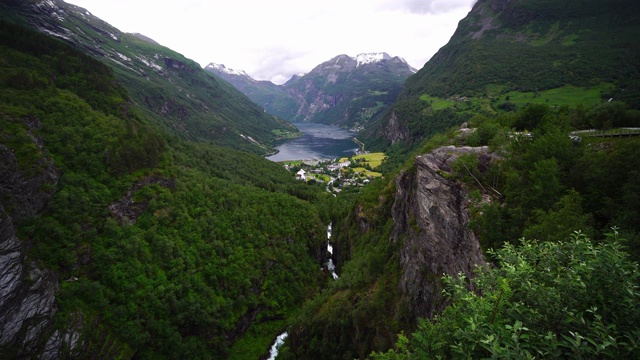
[
  {"xmin": 65, "ymin": 0, "xmax": 475, "ymax": 84},
  {"xmin": 378, "ymin": 0, "xmax": 475, "ymax": 14}
]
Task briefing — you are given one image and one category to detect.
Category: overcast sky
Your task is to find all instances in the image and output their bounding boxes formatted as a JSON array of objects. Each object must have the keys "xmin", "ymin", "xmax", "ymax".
[{"xmin": 66, "ymin": 0, "xmax": 476, "ymax": 85}]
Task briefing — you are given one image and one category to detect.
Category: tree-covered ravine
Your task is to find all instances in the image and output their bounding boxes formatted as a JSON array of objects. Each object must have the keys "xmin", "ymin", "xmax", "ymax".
[
  {"xmin": 0, "ymin": 20, "xmax": 338, "ymax": 358},
  {"xmin": 2, "ymin": 0, "xmax": 640, "ymax": 359}
]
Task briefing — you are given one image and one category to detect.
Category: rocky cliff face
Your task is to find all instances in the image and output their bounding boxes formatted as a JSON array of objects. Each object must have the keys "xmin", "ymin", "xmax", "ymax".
[
  {"xmin": 384, "ymin": 111, "xmax": 410, "ymax": 145},
  {"xmin": 283, "ymin": 145, "xmax": 495, "ymax": 357},
  {"xmin": 0, "ymin": 117, "xmax": 72, "ymax": 358},
  {"xmin": 391, "ymin": 146, "xmax": 491, "ymax": 319}
]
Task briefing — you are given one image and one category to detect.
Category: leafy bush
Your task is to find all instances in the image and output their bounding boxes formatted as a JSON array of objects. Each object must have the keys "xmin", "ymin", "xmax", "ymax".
[{"xmin": 372, "ymin": 230, "xmax": 640, "ymax": 359}]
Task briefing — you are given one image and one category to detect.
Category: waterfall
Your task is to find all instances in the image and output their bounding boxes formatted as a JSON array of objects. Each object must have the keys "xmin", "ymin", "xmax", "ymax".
[
  {"xmin": 269, "ymin": 222, "xmax": 337, "ymax": 359},
  {"xmin": 267, "ymin": 332, "xmax": 288, "ymax": 360},
  {"xmin": 326, "ymin": 223, "xmax": 339, "ymax": 280}
]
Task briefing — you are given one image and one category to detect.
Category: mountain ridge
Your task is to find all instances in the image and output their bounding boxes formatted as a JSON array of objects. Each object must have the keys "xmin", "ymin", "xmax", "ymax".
[
  {"xmin": 361, "ymin": 0, "xmax": 640, "ymax": 149},
  {"xmin": 205, "ymin": 51, "xmax": 416, "ymax": 130},
  {"xmin": 1, "ymin": 0, "xmax": 299, "ymax": 154},
  {"xmin": 0, "ymin": 18, "xmax": 331, "ymax": 358}
]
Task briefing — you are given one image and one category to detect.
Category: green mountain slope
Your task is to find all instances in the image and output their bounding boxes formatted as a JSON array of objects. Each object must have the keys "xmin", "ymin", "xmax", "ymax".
[
  {"xmin": 0, "ymin": 19, "xmax": 332, "ymax": 359},
  {"xmin": 363, "ymin": 0, "xmax": 640, "ymax": 149},
  {"xmin": 276, "ymin": 1, "xmax": 640, "ymax": 358},
  {"xmin": 0, "ymin": 0, "xmax": 298, "ymax": 154},
  {"xmin": 281, "ymin": 106, "xmax": 640, "ymax": 360},
  {"xmin": 204, "ymin": 64, "xmax": 301, "ymax": 124}
]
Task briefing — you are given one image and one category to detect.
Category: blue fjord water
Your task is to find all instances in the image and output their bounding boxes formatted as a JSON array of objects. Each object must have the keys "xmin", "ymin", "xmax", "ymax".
[{"xmin": 266, "ymin": 123, "xmax": 358, "ymax": 162}]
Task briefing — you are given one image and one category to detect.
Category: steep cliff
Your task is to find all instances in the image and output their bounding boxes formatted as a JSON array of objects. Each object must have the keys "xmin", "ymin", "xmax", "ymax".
[
  {"xmin": 284, "ymin": 145, "xmax": 492, "ymax": 358},
  {"xmin": 391, "ymin": 146, "xmax": 490, "ymax": 319},
  {"xmin": 0, "ymin": 117, "xmax": 67, "ymax": 358}
]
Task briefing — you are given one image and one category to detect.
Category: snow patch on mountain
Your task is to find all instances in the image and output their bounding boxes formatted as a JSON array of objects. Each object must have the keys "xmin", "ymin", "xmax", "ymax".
[
  {"xmin": 37, "ymin": 0, "xmax": 65, "ymax": 21},
  {"xmin": 136, "ymin": 55, "xmax": 164, "ymax": 72},
  {"xmin": 205, "ymin": 63, "xmax": 250, "ymax": 78},
  {"xmin": 354, "ymin": 52, "xmax": 392, "ymax": 67},
  {"xmin": 39, "ymin": 28, "xmax": 72, "ymax": 41},
  {"xmin": 116, "ymin": 52, "xmax": 131, "ymax": 62}
]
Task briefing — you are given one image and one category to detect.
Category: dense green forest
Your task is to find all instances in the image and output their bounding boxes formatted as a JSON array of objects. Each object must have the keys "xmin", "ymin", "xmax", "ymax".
[
  {"xmin": 279, "ymin": 104, "xmax": 640, "ymax": 359},
  {"xmin": 3, "ymin": 0, "xmax": 640, "ymax": 358},
  {"xmin": 0, "ymin": 20, "xmax": 336, "ymax": 358},
  {"xmin": 373, "ymin": 231, "xmax": 640, "ymax": 359}
]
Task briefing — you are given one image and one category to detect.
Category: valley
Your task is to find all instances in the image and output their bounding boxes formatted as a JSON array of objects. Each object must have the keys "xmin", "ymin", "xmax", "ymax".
[{"xmin": 1, "ymin": 0, "xmax": 640, "ymax": 359}]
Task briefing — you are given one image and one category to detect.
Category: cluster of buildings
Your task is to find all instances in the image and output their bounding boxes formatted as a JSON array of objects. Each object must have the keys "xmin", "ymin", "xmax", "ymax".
[{"xmin": 285, "ymin": 158, "xmax": 374, "ymax": 192}]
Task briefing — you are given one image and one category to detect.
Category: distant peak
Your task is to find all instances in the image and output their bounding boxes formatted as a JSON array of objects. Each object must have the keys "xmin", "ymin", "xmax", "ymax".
[
  {"xmin": 354, "ymin": 52, "xmax": 392, "ymax": 67},
  {"xmin": 205, "ymin": 63, "xmax": 249, "ymax": 77}
]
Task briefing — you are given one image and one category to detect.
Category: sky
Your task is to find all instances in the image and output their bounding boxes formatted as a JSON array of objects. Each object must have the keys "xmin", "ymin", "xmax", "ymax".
[{"xmin": 65, "ymin": 0, "xmax": 477, "ymax": 85}]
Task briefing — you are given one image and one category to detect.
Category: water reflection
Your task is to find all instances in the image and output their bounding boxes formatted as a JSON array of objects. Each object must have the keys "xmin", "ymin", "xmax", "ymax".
[{"xmin": 267, "ymin": 123, "xmax": 358, "ymax": 162}]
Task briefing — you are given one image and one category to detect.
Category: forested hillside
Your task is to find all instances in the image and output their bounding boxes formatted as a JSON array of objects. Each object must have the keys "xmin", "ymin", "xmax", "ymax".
[
  {"xmin": 2, "ymin": 0, "xmax": 640, "ymax": 359},
  {"xmin": 370, "ymin": 105, "xmax": 640, "ymax": 359},
  {"xmin": 0, "ymin": 0, "xmax": 298, "ymax": 154},
  {"xmin": 275, "ymin": 0, "xmax": 640, "ymax": 358},
  {"xmin": 280, "ymin": 104, "xmax": 640, "ymax": 359},
  {"xmin": 362, "ymin": 0, "xmax": 640, "ymax": 152},
  {"xmin": 0, "ymin": 20, "xmax": 334, "ymax": 358}
]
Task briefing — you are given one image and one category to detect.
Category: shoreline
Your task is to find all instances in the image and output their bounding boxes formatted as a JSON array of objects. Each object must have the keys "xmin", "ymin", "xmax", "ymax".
[{"xmin": 352, "ymin": 137, "xmax": 365, "ymax": 153}]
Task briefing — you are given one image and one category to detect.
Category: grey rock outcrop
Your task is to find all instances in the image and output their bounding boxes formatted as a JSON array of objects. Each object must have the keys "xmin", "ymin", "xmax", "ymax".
[
  {"xmin": 392, "ymin": 146, "xmax": 492, "ymax": 319},
  {"xmin": 109, "ymin": 174, "xmax": 176, "ymax": 225},
  {"xmin": 0, "ymin": 117, "xmax": 65, "ymax": 358},
  {"xmin": 385, "ymin": 111, "xmax": 409, "ymax": 145}
]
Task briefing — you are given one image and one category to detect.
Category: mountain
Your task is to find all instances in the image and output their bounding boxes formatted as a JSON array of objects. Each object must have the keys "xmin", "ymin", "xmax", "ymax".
[
  {"xmin": 204, "ymin": 63, "xmax": 300, "ymax": 122},
  {"xmin": 205, "ymin": 52, "xmax": 416, "ymax": 130},
  {"xmin": 4, "ymin": 0, "xmax": 640, "ymax": 358},
  {"xmin": 0, "ymin": 0, "xmax": 299, "ymax": 154},
  {"xmin": 0, "ymin": 18, "xmax": 330, "ymax": 359},
  {"xmin": 362, "ymin": 0, "xmax": 640, "ymax": 149},
  {"xmin": 277, "ymin": 0, "xmax": 640, "ymax": 358}
]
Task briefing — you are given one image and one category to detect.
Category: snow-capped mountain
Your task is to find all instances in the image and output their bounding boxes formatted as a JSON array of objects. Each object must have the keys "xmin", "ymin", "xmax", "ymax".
[{"xmin": 205, "ymin": 52, "xmax": 416, "ymax": 129}]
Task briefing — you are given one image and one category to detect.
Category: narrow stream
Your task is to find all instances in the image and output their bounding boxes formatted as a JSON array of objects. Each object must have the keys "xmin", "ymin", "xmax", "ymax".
[{"xmin": 267, "ymin": 223, "xmax": 338, "ymax": 358}]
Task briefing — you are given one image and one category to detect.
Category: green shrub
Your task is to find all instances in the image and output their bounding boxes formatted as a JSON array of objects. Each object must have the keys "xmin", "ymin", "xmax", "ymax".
[{"xmin": 372, "ymin": 230, "xmax": 640, "ymax": 359}]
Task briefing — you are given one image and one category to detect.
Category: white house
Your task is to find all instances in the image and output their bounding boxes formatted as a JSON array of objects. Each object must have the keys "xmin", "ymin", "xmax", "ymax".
[{"xmin": 296, "ymin": 169, "xmax": 306, "ymax": 181}]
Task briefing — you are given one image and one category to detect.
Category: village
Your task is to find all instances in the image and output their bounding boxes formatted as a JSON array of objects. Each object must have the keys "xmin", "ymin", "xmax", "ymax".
[{"xmin": 281, "ymin": 152, "xmax": 386, "ymax": 194}]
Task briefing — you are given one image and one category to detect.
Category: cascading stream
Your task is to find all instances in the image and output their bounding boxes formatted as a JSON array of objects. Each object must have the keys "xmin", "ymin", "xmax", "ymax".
[
  {"xmin": 267, "ymin": 332, "xmax": 288, "ymax": 360},
  {"xmin": 268, "ymin": 222, "xmax": 338, "ymax": 358},
  {"xmin": 326, "ymin": 222, "xmax": 339, "ymax": 280}
]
